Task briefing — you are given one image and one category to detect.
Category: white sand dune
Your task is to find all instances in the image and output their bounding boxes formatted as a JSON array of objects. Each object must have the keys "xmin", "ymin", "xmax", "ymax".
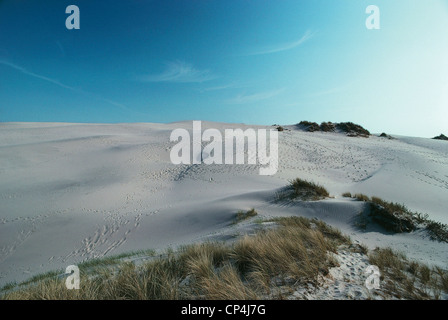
[{"xmin": 0, "ymin": 121, "xmax": 447, "ymax": 288}]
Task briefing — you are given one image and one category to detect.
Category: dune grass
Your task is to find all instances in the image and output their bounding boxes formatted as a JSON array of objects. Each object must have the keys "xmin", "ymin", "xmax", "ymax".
[
  {"xmin": 298, "ymin": 121, "xmax": 320, "ymax": 132},
  {"xmin": 369, "ymin": 247, "xmax": 448, "ymax": 299},
  {"xmin": 348, "ymin": 194, "xmax": 448, "ymax": 242},
  {"xmin": 354, "ymin": 193, "xmax": 370, "ymax": 202},
  {"xmin": 432, "ymin": 134, "xmax": 448, "ymax": 141},
  {"xmin": 0, "ymin": 249, "xmax": 158, "ymax": 296},
  {"xmin": 2, "ymin": 180, "xmax": 447, "ymax": 300},
  {"xmin": 335, "ymin": 122, "xmax": 370, "ymax": 137},
  {"xmin": 1, "ymin": 217, "xmax": 348, "ymax": 300},
  {"xmin": 298, "ymin": 121, "xmax": 370, "ymax": 137},
  {"xmin": 272, "ymin": 124, "xmax": 286, "ymax": 132},
  {"xmin": 276, "ymin": 178, "xmax": 329, "ymax": 201},
  {"xmin": 2, "ymin": 214, "xmax": 447, "ymax": 300},
  {"xmin": 234, "ymin": 208, "xmax": 258, "ymax": 224},
  {"xmin": 290, "ymin": 178, "xmax": 329, "ymax": 199}
]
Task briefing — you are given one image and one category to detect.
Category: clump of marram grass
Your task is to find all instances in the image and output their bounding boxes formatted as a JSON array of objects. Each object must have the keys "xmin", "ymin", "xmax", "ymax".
[
  {"xmin": 290, "ymin": 178, "xmax": 329, "ymax": 200},
  {"xmin": 320, "ymin": 122, "xmax": 336, "ymax": 132},
  {"xmin": 425, "ymin": 221, "xmax": 448, "ymax": 243},
  {"xmin": 275, "ymin": 178, "xmax": 329, "ymax": 201},
  {"xmin": 351, "ymin": 195, "xmax": 448, "ymax": 242},
  {"xmin": 0, "ymin": 282, "xmax": 17, "ymax": 292},
  {"xmin": 354, "ymin": 193, "xmax": 370, "ymax": 202},
  {"xmin": 432, "ymin": 134, "xmax": 448, "ymax": 141},
  {"xmin": 369, "ymin": 247, "xmax": 448, "ymax": 299},
  {"xmin": 298, "ymin": 121, "xmax": 320, "ymax": 132},
  {"xmin": 335, "ymin": 122, "xmax": 370, "ymax": 137},
  {"xmin": 1, "ymin": 217, "xmax": 347, "ymax": 300},
  {"xmin": 342, "ymin": 192, "xmax": 352, "ymax": 198},
  {"xmin": 16, "ymin": 270, "xmax": 63, "ymax": 288},
  {"xmin": 277, "ymin": 126, "xmax": 285, "ymax": 132},
  {"xmin": 369, "ymin": 197, "xmax": 416, "ymax": 233},
  {"xmin": 4, "ymin": 214, "xmax": 446, "ymax": 301},
  {"xmin": 200, "ymin": 263, "xmax": 259, "ymax": 300},
  {"xmin": 234, "ymin": 208, "xmax": 258, "ymax": 224},
  {"xmin": 297, "ymin": 121, "xmax": 370, "ymax": 137}
]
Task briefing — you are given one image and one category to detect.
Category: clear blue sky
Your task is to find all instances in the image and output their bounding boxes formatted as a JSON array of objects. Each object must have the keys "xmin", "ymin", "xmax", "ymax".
[{"xmin": 1, "ymin": 0, "xmax": 447, "ymax": 137}]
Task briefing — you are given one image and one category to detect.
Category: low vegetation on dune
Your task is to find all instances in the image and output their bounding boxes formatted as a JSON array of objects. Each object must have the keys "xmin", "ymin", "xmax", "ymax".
[
  {"xmin": 276, "ymin": 178, "xmax": 330, "ymax": 201},
  {"xmin": 297, "ymin": 121, "xmax": 370, "ymax": 137},
  {"xmin": 3, "ymin": 179, "xmax": 448, "ymax": 300},
  {"xmin": 319, "ymin": 121, "xmax": 336, "ymax": 132},
  {"xmin": 276, "ymin": 125, "xmax": 285, "ymax": 132},
  {"xmin": 297, "ymin": 121, "xmax": 321, "ymax": 132},
  {"xmin": 432, "ymin": 134, "xmax": 448, "ymax": 141},
  {"xmin": 2, "ymin": 215, "xmax": 447, "ymax": 300},
  {"xmin": 234, "ymin": 208, "xmax": 258, "ymax": 224},
  {"xmin": 379, "ymin": 132, "xmax": 394, "ymax": 139},
  {"xmin": 1, "ymin": 217, "xmax": 350, "ymax": 300},
  {"xmin": 335, "ymin": 122, "xmax": 370, "ymax": 137},
  {"xmin": 344, "ymin": 193, "xmax": 448, "ymax": 242},
  {"xmin": 369, "ymin": 247, "xmax": 448, "ymax": 299}
]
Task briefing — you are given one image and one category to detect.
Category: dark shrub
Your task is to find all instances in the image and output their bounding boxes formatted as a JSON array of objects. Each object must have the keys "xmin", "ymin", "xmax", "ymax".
[
  {"xmin": 380, "ymin": 133, "xmax": 394, "ymax": 139},
  {"xmin": 320, "ymin": 122, "xmax": 336, "ymax": 132},
  {"xmin": 336, "ymin": 122, "xmax": 370, "ymax": 137},
  {"xmin": 369, "ymin": 202, "xmax": 416, "ymax": 233},
  {"xmin": 298, "ymin": 121, "xmax": 320, "ymax": 132},
  {"xmin": 432, "ymin": 134, "xmax": 448, "ymax": 141}
]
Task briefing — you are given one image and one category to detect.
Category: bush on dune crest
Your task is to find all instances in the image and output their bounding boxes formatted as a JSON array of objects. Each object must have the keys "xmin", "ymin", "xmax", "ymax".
[
  {"xmin": 335, "ymin": 122, "xmax": 370, "ymax": 137},
  {"xmin": 297, "ymin": 121, "xmax": 320, "ymax": 132},
  {"xmin": 432, "ymin": 134, "xmax": 448, "ymax": 141},
  {"xmin": 297, "ymin": 121, "xmax": 370, "ymax": 137}
]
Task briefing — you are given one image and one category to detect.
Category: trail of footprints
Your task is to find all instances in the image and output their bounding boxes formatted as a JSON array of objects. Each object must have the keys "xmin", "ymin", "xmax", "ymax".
[
  {"xmin": 279, "ymin": 132, "xmax": 382, "ymax": 183},
  {"xmin": 65, "ymin": 204, "xmax": 164, "ymax": 262},
  {"xmin": 293, "ymin": 247, "xmax": 374, "ymax": 300},
  {"xmin": 412, "ymin": 170, "xmax": 448, "ymax": 190},
  {"xmin": 4, "ymin": 129, "xmax": 448, "ymax": 278},
  {"xmin": 0, "ymin": 210, "xmax": 69, "ymax": 264}
]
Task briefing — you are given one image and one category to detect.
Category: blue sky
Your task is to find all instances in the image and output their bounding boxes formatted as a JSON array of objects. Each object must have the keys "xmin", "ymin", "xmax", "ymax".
[{"xmin": 0, "ymin": 0, "xmax": 447, "ymax": 137}]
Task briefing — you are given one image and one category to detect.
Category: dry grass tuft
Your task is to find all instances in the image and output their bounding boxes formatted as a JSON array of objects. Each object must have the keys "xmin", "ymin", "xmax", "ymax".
[
  {"xmin": 281, "ymin": 178, "xmax": 329, "ymax": 201},
  {"xmin": 369, "ymin": 247, "xmax": 448, "ymax": 299},
  {"xmin": 353, "ymin": 195, "xmax": 448, "ymax": 242},
  {"xmin": 1, "ymin": 217, "xmax": 346, "ymax": 300},
  {"xmin": 354, "ymin": 193, "xmax": 370, "ymax": 202},
  {"xmin": 234, "ymin": 208, "xmax": 258, "ymax": 224},
  {"xmin": 4, "ymin": 214, "xmax": 446, "ymax": 301}
]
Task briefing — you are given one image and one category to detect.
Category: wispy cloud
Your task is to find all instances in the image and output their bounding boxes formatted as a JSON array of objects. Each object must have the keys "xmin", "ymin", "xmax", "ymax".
[
  {"xmin": 138, "ymin": 60, "xmax": 217, "ymax": 83},
  {"xmin": 199, "ymin": 80, "xmax": 253, "ymax": 93},
  {"xmin": 0, "ymin": 59, "xmax": 136, "ymax": 114},
  {"xmin": 200, "ymin": 83, "xmax": 238, "ymax": 92},
  {"xmin": 227, "ymin": 88, "xmax": 285, "ymax": 104},
  {"xmin": 245, "ymin": 30, "xmax": 315, "ymax": 56},
  {"xmin": 0, "ymin": 60, "xmax": 77, "ymax": 91}
]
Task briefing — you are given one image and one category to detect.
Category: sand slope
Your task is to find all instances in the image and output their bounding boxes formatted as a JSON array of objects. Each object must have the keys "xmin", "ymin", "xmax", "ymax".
[{"xmin": 1, "ymin": 122, "xmax": 447, "ymax": 287}]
